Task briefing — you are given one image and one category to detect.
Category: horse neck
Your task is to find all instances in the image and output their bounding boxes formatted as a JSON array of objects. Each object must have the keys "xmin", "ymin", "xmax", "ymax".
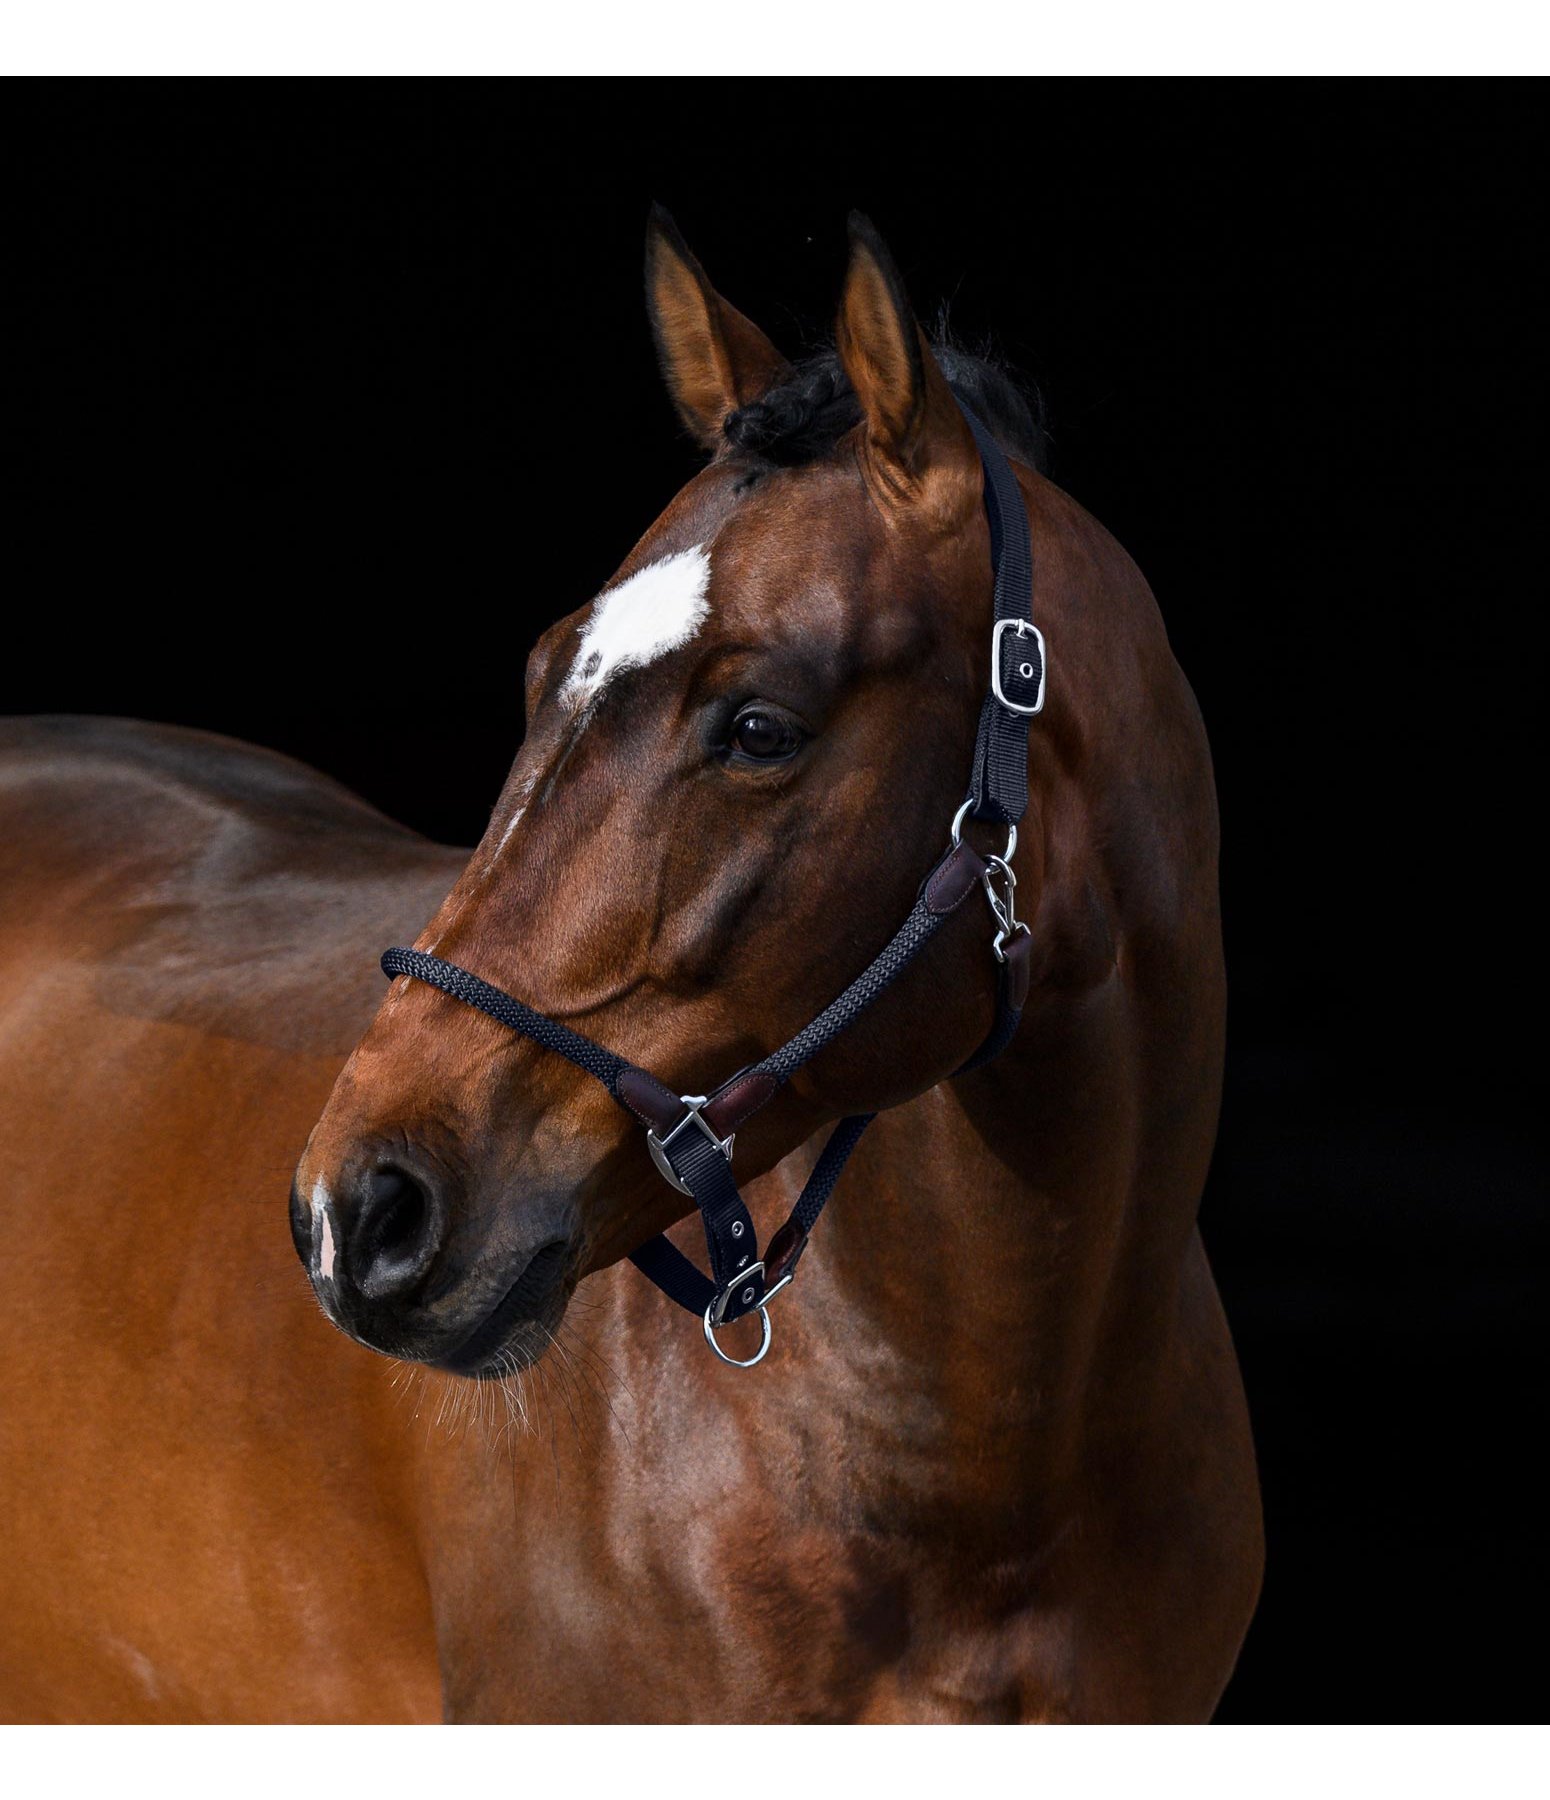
[
  {"xmin": 793, "ymin": 968, "xmax": 1144, "ymax": 1529},
  {"xmin": 787, "ymin": 513, "xmax": 1225, "ymax": 1538}
]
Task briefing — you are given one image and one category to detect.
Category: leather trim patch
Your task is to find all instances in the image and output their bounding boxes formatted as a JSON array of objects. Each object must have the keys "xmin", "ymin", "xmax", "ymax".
[
  {"xmin": 1003, "ymin": 931, "xmax": 1033, "ymax": 1012},
  {"xmin": 925, "ymin": 842, "xmax": 987, "ymax": 916},
  {"xmin": 615, "ymin": 1066, "xmax": 684, "ymax": 1133},
  {"xmin": 703, "ymin": 1068, "xmax": 779, "ymax": 1136},
  {"xmin": 764, "ymin": 1219, "xmax": 809, "ymax": 1285}
]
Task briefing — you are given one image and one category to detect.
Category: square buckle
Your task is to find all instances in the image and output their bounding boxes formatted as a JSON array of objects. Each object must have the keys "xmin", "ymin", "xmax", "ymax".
[
  {"xmin": 646, "ymin": 1095, "xmax": 735, "ymax": 1196},
  {"xmin": 991, "ymin": 619, "xmax": 1047, "ymax": 717},
  {"xmin": 707, "ymin": 1259, "xmax": 766, "ymax": 1328}
]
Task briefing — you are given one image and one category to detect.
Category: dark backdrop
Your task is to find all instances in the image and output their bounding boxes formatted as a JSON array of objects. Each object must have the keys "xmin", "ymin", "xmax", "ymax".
[{"xmin": 6, "ymin": 85, "xmax": 1539, "ymax": 1721}]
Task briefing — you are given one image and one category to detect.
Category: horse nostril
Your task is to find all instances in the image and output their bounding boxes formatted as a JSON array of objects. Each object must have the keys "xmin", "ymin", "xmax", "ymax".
[
  {"xmin": 351, "ymin": 1164, "xmax": 442, "ymax": 1300},
  {"xmin": 288, "ymin": 1179, "xmax": 311, "ymax": 1265},
  {"xmin": 369, "ymin": 1173, "xmax": 426, "ymax": 1258}
]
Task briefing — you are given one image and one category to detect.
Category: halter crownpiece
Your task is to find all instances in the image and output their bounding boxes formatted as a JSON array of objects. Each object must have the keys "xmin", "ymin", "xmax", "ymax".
[{"xmin": 379, "ymin": 402, "xmax": 1042, "ymax": 1368}]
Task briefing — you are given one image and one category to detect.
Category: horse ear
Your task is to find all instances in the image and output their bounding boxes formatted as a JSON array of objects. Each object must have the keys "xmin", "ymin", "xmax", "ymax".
[
  {"xmin": 835, "ymin": 212, "xmax": 977, "ymax": 500},
  {"xmin": 645, "ymin": 205, "xmax": 790, "ymax": 451}
]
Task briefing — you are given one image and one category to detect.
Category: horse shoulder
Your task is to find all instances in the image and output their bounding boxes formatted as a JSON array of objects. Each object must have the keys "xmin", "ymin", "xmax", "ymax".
[{"xmin": 0, "ymin": 716, "xmax": 458, "ymax": 1720}]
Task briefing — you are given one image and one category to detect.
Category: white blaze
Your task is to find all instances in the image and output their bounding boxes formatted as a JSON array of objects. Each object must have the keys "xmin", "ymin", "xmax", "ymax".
[
  {"xmin": 311, "ymin": 1179, "xmax": 336, "ymax": 1281},
  {"xmin": 559, "ymin": 545, "xmax": 712, "ymax": 715},
  {"xmin": 488, "ymin": 768, "xmax": 540, "ymax": 865}
]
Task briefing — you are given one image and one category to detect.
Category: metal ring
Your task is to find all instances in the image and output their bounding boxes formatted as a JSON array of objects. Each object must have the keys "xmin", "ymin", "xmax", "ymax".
[
  {"xmin": 702, "ymin": 1302, "xmax": 772, "ymax": 1368},
  {"xmin": 950, "ymin": 800, "xmax": 1017, "ymax": 868}
]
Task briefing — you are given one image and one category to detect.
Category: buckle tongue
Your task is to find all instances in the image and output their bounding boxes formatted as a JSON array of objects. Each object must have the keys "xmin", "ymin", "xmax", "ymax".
[{"xmin": 646, "ymin": 1094, "xmax": 735, "ymax": 1196}]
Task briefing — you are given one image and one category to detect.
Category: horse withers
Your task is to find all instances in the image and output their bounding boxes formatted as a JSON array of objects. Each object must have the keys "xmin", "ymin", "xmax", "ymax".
[{"xmin": 0, "ymin": 212, "xmax": 1261, "ymax": 1721}]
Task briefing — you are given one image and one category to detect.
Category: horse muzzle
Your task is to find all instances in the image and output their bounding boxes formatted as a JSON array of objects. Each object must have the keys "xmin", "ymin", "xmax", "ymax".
[{"xmin": 289, "ymin": 1146, "xmax": 576, "ymax": 1375}]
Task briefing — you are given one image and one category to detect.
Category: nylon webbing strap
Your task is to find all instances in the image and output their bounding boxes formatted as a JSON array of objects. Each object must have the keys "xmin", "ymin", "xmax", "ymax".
[
  {"xmin": 657, "ymin": 1124, "xmax": 762, "ymax": 1314},
  {"xmin": 628, "ymin": 1110, "xmax": 877, "ymax": 1315},
  {"xmin": 959, "ymin": 403, "xmax": 1040, "ymax": 828},
  {"xmin": 792, "ymin": 1113, "xmax": 876, "ymax": 1234}
]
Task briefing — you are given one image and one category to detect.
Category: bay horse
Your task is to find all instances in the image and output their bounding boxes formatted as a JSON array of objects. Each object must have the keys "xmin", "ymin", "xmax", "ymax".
[{"xmin": 0, "ymin": 212, "xmax": 1261, "ymax": 1722}]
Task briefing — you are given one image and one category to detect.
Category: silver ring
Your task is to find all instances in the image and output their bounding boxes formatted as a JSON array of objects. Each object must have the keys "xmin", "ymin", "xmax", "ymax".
[
  {"xmin": 950, "ymin": 800, "xmax": 1017, "ymax": 867},
  {"xmin": 702, "ymin": 1302, "xmax": 772, "ymax": 1368}
]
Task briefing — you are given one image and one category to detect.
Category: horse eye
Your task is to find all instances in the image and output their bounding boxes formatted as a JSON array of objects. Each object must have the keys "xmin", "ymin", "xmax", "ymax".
[{"xmin": 730, "ymin": 709, "xmax": 800, "ymax": 762}]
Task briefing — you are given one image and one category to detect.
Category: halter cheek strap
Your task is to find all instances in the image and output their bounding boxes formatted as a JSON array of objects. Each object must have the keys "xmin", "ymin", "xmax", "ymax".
[{"xmin": 379, "ymin": 403, "xmax": 1042, "ymax": 1368}]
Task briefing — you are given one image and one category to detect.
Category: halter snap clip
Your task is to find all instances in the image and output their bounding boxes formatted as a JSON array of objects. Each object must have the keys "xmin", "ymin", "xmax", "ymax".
[{"xmin": 982, "ymin": 854, "xmax": 1030, "ymax": 964}]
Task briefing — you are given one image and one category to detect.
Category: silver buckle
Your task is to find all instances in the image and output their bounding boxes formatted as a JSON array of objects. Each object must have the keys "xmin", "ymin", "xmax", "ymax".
[
  {"xmin": 991, "ymin": 619, "xmax": 1047, "ymax": 716},
  {"xmin": 703, "ymin": 1261, "xmax": 797, "ymax": 1369},
  {"xmin": 646, "ymin": 1095, "xmax": 735, "ymax": 1196}
]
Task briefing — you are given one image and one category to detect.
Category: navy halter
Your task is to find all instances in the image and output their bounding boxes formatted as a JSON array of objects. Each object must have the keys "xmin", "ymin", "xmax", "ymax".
[{"xmin": 380, "ymin": 406, "xmax": 1045, "ymax": 1367}]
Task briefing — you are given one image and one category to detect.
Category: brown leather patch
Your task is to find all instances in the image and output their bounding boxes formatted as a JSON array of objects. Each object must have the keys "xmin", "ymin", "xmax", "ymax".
[
  {"xmin": 925, "ymin": 842, "xmax": 987, "ymax": 916},
  {"xmin": 764, "ymin": 1219, "xmax": 809, "ymax": 1285},
  {"xmin": 1003, "ymin": 930, "xmax": 1033, "ymax": 1012},
  {"xmin": 616, "ymin": 1066, "xmax": 684, "ymax": 1133},
  {"xmin": 703, "ymin": 1069, "xmax": 779, "ymax": 1137}
]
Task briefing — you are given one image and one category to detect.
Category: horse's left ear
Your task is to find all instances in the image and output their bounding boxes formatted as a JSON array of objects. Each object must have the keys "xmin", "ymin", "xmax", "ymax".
[
  {"xmin": 835, "ymin": 212, "xmax": 977, "ymax": 504},
  {"xmin": 645, "ymin": 205, "xmax": 791, "ymax": 451}
]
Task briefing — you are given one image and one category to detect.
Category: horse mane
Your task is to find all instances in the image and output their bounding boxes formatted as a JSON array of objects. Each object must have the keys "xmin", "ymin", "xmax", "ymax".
[{"xmin": 723, "ymin": 333, "xmax": 1051, "ymax": 474}]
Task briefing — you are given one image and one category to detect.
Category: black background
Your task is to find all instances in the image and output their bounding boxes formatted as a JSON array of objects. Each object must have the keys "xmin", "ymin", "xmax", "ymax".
[{"xmin": 6, "ymin": 86, "xmax": 1540, "ymax": 1721}]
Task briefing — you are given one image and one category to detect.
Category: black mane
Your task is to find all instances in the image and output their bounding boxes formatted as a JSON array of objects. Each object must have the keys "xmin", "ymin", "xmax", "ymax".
[{"xmin": 723, "ymin": 337, "xmax": 1050, "ymax": 474}]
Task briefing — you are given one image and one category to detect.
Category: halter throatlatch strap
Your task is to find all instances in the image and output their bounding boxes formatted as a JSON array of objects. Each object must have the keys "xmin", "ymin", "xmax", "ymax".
[{"xmin": 378, "ymin": 401, "xmax": 1043, "ymax": 1368}]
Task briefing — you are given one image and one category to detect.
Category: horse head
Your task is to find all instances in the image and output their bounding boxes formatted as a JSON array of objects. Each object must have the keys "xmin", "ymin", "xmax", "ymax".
[{"xmin": 294, "ymin": 212, "xmax": 1050, "ymax": 1374}]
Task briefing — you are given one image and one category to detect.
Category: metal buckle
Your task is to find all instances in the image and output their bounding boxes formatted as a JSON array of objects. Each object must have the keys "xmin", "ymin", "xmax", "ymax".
[
  {"xmin": 982, "ymin": 853, "xmax": 1031, "ymax": 964},
  {"xmin": 646, "ymin": 1095, "xmax": 735, "ymax": 1196},
  {"xmin": 991, "ymin": 619, "xmax": 1047, "ymax": 716},
  {"xmin": 703, "ymin": 1261, "xmax": 797, "ymax": 1369}
]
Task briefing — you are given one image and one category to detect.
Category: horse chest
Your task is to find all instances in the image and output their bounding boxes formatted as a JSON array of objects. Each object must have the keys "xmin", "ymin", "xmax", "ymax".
[{"xmin": 419, "ymin": 1374, "xmax": 1070, "ymax": 1724}]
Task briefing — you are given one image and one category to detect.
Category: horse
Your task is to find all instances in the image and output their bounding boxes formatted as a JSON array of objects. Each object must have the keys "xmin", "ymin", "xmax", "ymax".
[{"xmin": 0, "ymin": 211, "xmax": 1262, "ymax": 1722}]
